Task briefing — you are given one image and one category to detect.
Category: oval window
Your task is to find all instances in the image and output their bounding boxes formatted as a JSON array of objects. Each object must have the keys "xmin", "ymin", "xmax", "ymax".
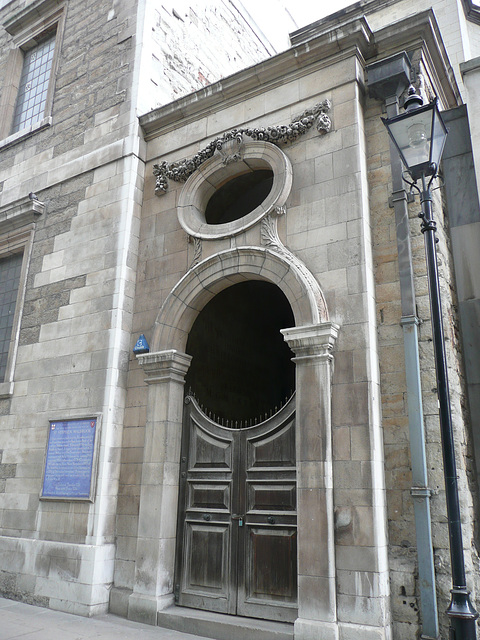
[
  {"xmin": 205, "ymin": 169, "xmax": 274, "ymax": 225},
  {"xmin": 177, "ymin": 141, "xmax": 292, "ymax": 239}
]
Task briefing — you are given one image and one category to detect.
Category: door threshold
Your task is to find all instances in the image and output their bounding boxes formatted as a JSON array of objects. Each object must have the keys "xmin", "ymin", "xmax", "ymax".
[{"xmin": 157, "ymin": 605, "xmax": 294, "ymax": 640}]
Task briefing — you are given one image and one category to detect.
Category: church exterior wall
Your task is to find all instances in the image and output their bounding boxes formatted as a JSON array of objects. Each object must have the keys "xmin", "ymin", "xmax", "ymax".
[
  {"xmin": 123, "ymin": 19, "xmax": 391, "ymax": 638},
  {"xmin": 125, "ymin": 8, "xmax": 479, "ymax": 639},
  {"xmin": 0, "ymin": 0, "xmax": 478, "ymax": 637},
  {"xmin": 0, "ymin": 0, "xmax": 142, "ymax": 614}
]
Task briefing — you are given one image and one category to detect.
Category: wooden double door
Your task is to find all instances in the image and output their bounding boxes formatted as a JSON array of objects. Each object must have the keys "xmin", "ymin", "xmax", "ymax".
[{"xmin": 175, "ymin": 395, "xmax": 297, "ymax": 622}]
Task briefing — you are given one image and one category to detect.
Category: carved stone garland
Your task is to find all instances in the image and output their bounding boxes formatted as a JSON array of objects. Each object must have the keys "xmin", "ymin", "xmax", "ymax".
[{"xmin": 153, "ymin": 100, "xmax": 332, "ymax": 195}]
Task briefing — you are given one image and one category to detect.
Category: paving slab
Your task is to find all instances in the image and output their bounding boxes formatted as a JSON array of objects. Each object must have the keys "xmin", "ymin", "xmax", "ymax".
[{"xmin": 0, "ymin": 597, "xmax": 211, "ymax": 640}]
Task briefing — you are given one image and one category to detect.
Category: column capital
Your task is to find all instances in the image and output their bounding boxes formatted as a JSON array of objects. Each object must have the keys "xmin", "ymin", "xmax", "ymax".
[
  {"xmin": 137, "ymin": 349, "xmax": 192, "ymax": 384},
  {"xmin": 281, "ymin": 322, "xmax": 339, "ymax": 361}
]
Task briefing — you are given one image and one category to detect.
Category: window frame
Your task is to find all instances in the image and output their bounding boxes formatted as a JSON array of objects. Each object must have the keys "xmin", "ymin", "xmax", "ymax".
[
  {"xmin": 461, "ymin": 0, "xmax": 480, "ymax": 25},
  {"xmin": 0, "ymin": 0, "xmax": 66, "ymax": 146},
  {"xmin": 0, "ymin": 195, "xmax": 44, "ymax": 398}
]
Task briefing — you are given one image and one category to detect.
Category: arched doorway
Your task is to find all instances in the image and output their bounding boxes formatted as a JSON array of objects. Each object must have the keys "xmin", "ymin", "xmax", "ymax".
[
  {"xmin": 175, "ymin": 281, "xmax": 298, "ymax": 622},
  {"xmin": 130, "ymin": 248, "xmax": 339, "ymax": 638}
]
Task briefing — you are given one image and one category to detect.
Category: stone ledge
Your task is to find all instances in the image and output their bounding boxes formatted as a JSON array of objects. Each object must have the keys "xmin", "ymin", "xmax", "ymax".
[
  {"xmin": 157, "ymin": 605, "xmax": 294, "ymax": 640},
  {"xmin": 0, "ymin": 117, "xmax": 52, "ymax": 152}
]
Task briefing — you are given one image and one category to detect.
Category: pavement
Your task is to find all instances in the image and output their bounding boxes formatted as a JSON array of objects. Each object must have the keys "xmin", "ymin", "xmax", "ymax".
[{"xmin": 0, "ymin": 597, "xmax": 211, "ymax": 640}]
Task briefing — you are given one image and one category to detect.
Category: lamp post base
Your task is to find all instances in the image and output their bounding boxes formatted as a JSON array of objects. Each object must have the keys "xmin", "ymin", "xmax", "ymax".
[{"xmin": 447, "ymin": 588, "xmax": 479, "ymax": 640}]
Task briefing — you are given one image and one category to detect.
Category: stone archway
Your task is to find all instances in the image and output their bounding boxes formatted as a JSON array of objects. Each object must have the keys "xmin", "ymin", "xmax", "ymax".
[
  {"xmin": 128, "ymin": 247, "xmax": 339, "ymax": 640},
  {"xmin": 150, "ymin": 246, "xmax": 330, "ymax": 354}
]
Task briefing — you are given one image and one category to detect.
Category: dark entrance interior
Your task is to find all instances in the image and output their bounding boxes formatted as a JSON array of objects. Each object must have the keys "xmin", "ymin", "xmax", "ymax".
[
  {"xmin": 176, "ymin": 280, "xmax": 298, "ymax": 622},
  {"xmin": 185, "ymin": 280, "xmax": 295, "ymax": 423}
]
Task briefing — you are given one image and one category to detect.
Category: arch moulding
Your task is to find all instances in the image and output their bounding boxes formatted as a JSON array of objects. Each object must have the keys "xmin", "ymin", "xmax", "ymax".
[{"xmin": 151, "ymin": 246, "xmax": 330, "ymax": 354}]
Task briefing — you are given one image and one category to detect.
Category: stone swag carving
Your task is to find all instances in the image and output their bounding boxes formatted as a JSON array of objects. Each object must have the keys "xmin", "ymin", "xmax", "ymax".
[{"xmin": 153, "ymin": 100, "xmax": 332, "ymax": 195}]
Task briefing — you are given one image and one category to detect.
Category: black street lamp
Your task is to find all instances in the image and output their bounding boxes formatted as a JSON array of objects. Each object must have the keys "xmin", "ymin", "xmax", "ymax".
[{"xmin": 382, "ymin": 86, "xmax": 479, "ymax": 640}]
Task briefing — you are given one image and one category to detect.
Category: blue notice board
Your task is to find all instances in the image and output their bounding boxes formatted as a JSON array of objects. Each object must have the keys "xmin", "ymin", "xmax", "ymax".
[{"xmin": 42, "ymin": 418, "xmax": 98, "ymax": 500}]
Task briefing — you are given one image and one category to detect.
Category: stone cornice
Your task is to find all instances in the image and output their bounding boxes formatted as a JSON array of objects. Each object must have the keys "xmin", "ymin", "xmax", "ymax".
[
  {"xmin": 289, "ymin": 0, "xmax": 479, "ymax": 47},
  {"xmin": 292, "ymin": 3, "xmax": 460, "ymax": 108},
  {"xmin": 372, "ymin": 9, "xmax": 461, "ymax": 108},
  {"xmin": 290, "ymin": 0, "xmax": 404, "ymax": 47},
  {"xmin": 137, "ymin": 350, "xmax": 192, "ymax": 385},
  {"xmin": 281, "ymin": 323, "xmax": 340, "ymax": 361},
  {"xmin": 460, "ymin": 55, "xmax": 480, "ymax": 77},
  {"xmin": 0, "ymin": 194, "xmax": 44, "ymax": 233},
  {"xmin": 139, "ymin": 16, "xmax": 373, "ymax": 141},
  {"xmin": 3, "ymin": 0, "xmax": 65, "ymax": 35}
]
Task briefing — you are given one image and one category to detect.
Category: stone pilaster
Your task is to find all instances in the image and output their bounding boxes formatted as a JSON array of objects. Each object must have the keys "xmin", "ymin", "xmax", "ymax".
[
  {"xmin": 128, "ymin": 350, "xmax": 191, "ymax": 625},
  {"xmin": 282, "ymin": 323, "xmax": 340, "ymax": 640}
]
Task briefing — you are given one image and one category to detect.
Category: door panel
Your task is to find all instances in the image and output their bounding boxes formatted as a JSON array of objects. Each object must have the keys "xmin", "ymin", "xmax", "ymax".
[
  {"xmin": 188, "ymin": 482, "xmax": 231, "ymax": 510},
  {"xmin": 247, "ymin": 482, "xmax": 296, "ymax": 511},
  {"xmin": 248, "ymin": 420, "xmax": 296, "ymax": 468},
  {"xmin": 176, "ymin": 396, "xmax": 297, "ymax": 621},
  {"xmin": 189, "ymin": 421, "xmax": 233, "ymax": 468},
  {"xmin": 248, "ymin": 527, "xmax": 297, "ymax": 598},
  {"xmin": 176, "ymin": 407, "xmax": 237, "ymax": 614},
  {"xmin": 238, "ymin": 413, "xmax": 297, "ymax": 621},
  {"xmin": 183, "ymin": 523, "xmax": 230, "ymax": 597}
]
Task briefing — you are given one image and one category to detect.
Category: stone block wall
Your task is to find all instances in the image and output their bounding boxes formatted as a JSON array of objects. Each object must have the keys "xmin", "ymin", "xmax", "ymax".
[
  {"xmin": 0, "ymin": 0, "xmax": 142, "ymax": 614},
  {"xmin": 138, "ymin": 1, "xmax": 274, "ymax": 114},
  {"xmin": 365, "ymin": 84, "xmax": 479, "ymax": 639},
  {"xmin": 117, "ymin": 22, "xmax": 394, "ymax": 635}
]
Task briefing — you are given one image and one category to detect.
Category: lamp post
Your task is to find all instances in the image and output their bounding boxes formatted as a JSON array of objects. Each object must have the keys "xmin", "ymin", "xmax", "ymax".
[{"xmin": 382, "ymin": 86, "xmax": 478, "ymax": 640}]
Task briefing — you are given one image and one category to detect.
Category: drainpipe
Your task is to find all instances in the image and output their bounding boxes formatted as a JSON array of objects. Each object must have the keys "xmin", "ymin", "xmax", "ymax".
[{"xmin": 367, "ymin": 55, "xmax": 439, "ymax": 639}]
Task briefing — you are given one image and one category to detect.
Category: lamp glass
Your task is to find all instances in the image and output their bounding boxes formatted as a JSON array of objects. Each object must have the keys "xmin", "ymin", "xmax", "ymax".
[
  {"xmin": 430, "ymin": 104, "xmax": 449, "ymax": 170},
  {"xmin": 382, "ymin": 99, "xmax": 448, "ymax": 179},
  {"xmin": 387, "ymin": 106, "xmax": 434, "ymax": 169}
]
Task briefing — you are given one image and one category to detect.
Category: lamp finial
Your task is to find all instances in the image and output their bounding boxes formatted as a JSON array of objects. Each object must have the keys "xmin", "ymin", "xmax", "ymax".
[{"xmin": 403, "ymin": 85, "xmax": 424, "ymax": 112}]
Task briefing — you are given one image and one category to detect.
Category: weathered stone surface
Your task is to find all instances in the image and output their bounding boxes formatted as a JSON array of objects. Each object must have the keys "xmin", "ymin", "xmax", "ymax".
[{"xmin": 0, "ymin": 0, "xmax": 478, "ymax": 637}]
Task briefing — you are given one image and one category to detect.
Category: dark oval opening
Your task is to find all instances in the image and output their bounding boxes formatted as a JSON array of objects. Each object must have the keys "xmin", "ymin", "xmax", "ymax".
[
  {"xmin": 185, "ymin": 280, "xmax": 295, "ymax": 424},
  {"xmin": 204, "ymin": 169, "xmax": 274, "ymax": 225}
]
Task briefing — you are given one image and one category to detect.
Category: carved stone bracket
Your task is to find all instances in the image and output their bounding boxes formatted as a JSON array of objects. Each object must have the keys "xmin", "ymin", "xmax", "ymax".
[
  {"xmin": 261, "ymin": 206, "xmax": 288, "ymax": 255},
  {"xmin": 153, "ymin": 100, "xmax": 331, "ymax": 196},
  {"xmin": 188, "ymin": 235, "xmax": 202, "ymax": 270},
  {"xmin": 261, "ymin": 208, "xmax": 329, "ymax": 320}
]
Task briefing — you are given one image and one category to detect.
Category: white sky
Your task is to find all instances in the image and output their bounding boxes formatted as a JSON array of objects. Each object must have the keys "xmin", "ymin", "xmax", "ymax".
[{"xmin": 239, "ymin": 0, "xmax": 353, "ymax": 51}]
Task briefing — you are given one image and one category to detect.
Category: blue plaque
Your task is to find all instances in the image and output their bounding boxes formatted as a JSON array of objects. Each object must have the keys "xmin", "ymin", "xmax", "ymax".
[{"xmin": 42, "ymin": 418, "xmax": 98, "ymax": 500}]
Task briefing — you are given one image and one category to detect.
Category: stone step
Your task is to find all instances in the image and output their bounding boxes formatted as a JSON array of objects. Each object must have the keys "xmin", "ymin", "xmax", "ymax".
[{"xmin": 156, "ymin": 606, "xmax": 294, "ymax": 640}]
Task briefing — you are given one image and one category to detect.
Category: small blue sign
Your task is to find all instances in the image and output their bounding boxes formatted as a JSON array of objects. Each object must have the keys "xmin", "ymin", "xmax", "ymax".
[
  {"xmin": 42, "ymin": 418, "xmax": 97, "ymax": 500},
  {"xmin": 133, "ymin": 333, "xmax": 149, "ymax": 354}
]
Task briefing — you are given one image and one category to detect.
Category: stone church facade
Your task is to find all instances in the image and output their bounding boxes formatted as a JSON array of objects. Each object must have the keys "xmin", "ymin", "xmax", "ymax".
[{"xmin": 0, "ymin": 1, "xmax": 480, "ymax": 639}]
